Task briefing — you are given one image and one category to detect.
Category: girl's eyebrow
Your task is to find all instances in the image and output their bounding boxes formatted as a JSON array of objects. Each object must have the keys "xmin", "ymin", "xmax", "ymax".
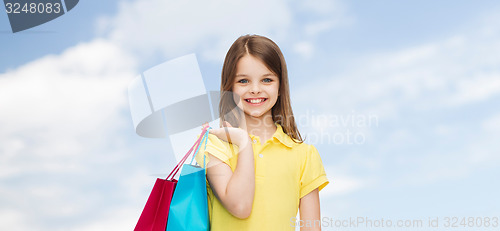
[{"xmin": 235, "ymin": 73, "xmax": 276, "ymax": 77}]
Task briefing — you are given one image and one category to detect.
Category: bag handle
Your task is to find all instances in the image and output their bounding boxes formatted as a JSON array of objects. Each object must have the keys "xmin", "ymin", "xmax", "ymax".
[
  {"xmin": 166, "ymin": 125, "xmax": 209, "ymax": 180},
  {"xmin": 190, "ymin": 127, "xmax": 211, "ymax": 167}
]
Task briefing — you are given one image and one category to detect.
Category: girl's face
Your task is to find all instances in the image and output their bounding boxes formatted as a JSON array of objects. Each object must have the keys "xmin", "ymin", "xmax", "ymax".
[{"xmin": 232, "ymin": 55, "xmax": 280, "ymax": 120}]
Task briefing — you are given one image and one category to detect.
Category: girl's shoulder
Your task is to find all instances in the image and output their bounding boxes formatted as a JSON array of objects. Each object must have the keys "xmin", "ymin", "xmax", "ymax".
[
  {"xmin": 286, "ymin": 138, "xmax": 320, "ymax": 157},
  {"xmin": 276, "ymin": 128, "xmax": 317, "ymax": 154}
]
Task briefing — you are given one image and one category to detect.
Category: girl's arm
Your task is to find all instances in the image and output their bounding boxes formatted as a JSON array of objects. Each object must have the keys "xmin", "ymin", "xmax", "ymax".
[
  {"xmin": 299, "ymin": 188, "xmax": 321, "ymax": 231},
  {"xmin": 205, "ymin": 122, "xmax": 255, "ymax": 219}
]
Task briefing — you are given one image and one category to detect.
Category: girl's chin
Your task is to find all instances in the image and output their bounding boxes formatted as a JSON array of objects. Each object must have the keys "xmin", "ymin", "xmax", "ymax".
[
  {"xmin": 244, "ymin": 110, "xmax": 271, "ymax": 119},
  {"xmin": 245, "ymin": 112, "xmax": 262, "ymax": 118}
]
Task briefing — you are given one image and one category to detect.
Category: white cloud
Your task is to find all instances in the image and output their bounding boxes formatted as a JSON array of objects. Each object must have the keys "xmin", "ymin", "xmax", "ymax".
[
  {"xmin": 304, "ymin": 20, "xmax": 337, "ymax": 37},
  {"xmin": 0, "ymin": 39, "xmax": 136, "ymax": 172},
  {"xmin": 97, "ymin": 0, "xmax": 293, "ymax": 63},
  {"xmin": 482, "ymin": 113, "xmax": 500, "ymax": 132},
  {"xmin": 72, "ymin": 208, "xmax": 139, "ymax": 231},
  {"xmin": 298, "ymin": 0, "xmax": 350, "ymax": 31},
  {"xmin": 290, "ymin": 0, "xmax": 351, "ymax": 62},
  {"xmin": 0, "ymin": 39, "xmax": 140, "ymax": 230},
  {"xmin": 95, "ymin": 0, "xmax": 352, "ymax": 65},
  {"xmin": 295, "ymin": 17, "xmax": 500, "ymax": 119},
  {"xmin": 320, "ymin": 174, "xmax": 371, "ymax": 197},
  {"xmin": 293, "ymin": 41, "xmax": 314, "ymax": 59},
  {"xmin": 446, "ymin": 73, "xmax": 500, "ymax": 106},
  {"xmin": 299, "ymin": 0, "xmax": 339, "ymax": 15},
  {"xmin": 0, "ymin": 209, "xmax": 30, "ymax": 231},
  {"xmin": 292, "ymin": 9, "xmax": 500, "ymax": 196}
]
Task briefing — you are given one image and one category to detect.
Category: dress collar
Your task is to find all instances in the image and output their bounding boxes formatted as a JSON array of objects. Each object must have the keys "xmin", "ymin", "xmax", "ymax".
[{"xmin": 248, "ymin": 122, "xmax": 296, "ymax": 148}]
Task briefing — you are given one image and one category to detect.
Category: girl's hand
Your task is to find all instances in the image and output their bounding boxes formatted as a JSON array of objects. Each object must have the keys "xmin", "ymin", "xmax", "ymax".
[
  {"xmin": 202, "ymin": 121, "xmax": 255, "ymax": 219},
  {"xmin": 203, "ymin": 121, "xmax": 250, "ymax": 148}
]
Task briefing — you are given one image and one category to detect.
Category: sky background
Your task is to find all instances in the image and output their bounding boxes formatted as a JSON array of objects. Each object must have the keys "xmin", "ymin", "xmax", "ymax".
[{"xmin": 1, "ymin": 0, "xmax": 500, "ymax": 230}]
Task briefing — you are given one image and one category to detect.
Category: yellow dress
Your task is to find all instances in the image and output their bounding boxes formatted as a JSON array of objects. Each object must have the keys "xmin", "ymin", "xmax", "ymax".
[{"xmin": 195, "ymin": 123, "xmax": 329, "ymax": 230}]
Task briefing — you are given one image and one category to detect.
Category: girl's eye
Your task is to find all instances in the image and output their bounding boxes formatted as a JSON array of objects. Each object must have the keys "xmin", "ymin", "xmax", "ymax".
[
  {"xmin": 262, "ymin": 78, "xmax": 273, "ymax": 83},
  {"xmin": 238, "ymin": 79, "xmax": 249, "ymax": 84}
]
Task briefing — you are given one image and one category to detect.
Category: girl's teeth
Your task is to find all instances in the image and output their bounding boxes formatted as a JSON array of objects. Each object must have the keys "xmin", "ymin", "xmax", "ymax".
[{"xmin": 248, "ymin": 99, "xmax": 264, "ymax": 103}]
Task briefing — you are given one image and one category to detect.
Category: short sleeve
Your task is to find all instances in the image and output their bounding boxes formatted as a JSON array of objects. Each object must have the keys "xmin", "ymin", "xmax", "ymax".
[
  {"xmin": 194, "ymin": 133, "xmax": 238, "ymax": 168},
  {"xmin": 299, "ymin": 144, "xmax": 329, "ymax": 198}
]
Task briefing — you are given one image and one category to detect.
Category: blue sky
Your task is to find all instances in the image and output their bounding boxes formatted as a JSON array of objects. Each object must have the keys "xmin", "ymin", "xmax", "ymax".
[{"xmin": 1, "ymin": 0, "xmax": 500, "ymax": 230}]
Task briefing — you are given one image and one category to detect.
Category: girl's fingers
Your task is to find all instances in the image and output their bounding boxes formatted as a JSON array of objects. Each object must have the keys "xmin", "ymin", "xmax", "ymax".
[
  {"xmin": 206, "ymin": 121, "xmax": 238, "ymax": 142},
  {"xmin": 210, "ymin": 127, "xmax": 234, "ymax": 141}
]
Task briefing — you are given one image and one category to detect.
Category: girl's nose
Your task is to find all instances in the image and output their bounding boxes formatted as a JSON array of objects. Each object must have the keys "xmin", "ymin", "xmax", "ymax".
[{"xmin": 250, "ymin": 83, "xmax": 261, "ymax": 94}]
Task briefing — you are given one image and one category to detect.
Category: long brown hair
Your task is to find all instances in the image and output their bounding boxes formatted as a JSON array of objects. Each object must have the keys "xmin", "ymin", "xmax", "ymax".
[{"xmin": 219, "ymin": 34, "xmax": 304, "ymax": 143}]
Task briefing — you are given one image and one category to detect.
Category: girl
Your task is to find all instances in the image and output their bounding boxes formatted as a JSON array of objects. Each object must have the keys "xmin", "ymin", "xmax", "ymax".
[{"xmin": 196, "ymin": 34, "xmax": 329, "ymax": 230}]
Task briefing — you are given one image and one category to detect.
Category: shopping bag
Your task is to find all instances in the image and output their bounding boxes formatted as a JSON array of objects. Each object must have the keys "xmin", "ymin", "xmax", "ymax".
[
  {"xmin": 135, "ymin": 126, "xmax": 209, "ymax": 231},
  {"xmin": 166, "ymin": 127, "xmax": 211, "ymax": 231},
  {"xmin": 134, "ymin": 178, "xmax": 177, "ymax": 231}
]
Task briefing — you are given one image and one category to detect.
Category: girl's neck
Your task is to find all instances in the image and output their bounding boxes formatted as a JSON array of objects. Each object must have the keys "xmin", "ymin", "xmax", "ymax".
[{"xmin": 240, "ymin": 113, "xmax": 277, "ymax": 143}]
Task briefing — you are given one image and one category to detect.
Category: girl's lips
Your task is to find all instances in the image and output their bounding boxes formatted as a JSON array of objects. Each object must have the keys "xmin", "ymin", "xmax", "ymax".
[{"xmin": 244, "ymin": 98, "xmax": 267, "ymax": 106}]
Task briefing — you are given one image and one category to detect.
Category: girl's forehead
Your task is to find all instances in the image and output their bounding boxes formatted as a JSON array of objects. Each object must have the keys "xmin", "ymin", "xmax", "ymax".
[{"xmin": 236, "ymin": 56, "xmax": 275, "ymax": 75}]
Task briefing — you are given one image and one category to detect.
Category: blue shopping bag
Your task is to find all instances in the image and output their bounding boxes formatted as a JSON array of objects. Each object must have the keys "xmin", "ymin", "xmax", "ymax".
[{"xmin": 166, "ymin": 128, "xmax": 210, "ymax": 231}]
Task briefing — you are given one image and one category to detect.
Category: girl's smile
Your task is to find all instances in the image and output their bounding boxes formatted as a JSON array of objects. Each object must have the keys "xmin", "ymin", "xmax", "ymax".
[{"xmin": 244, "ymin": 98, "xmax": 267, "ymax": 105}]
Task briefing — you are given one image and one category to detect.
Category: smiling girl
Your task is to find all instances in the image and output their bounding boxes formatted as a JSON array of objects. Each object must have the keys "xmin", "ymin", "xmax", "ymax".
[{"xmin": 196, "ymin": 35, "xmax": 329, "ymax": 230}]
